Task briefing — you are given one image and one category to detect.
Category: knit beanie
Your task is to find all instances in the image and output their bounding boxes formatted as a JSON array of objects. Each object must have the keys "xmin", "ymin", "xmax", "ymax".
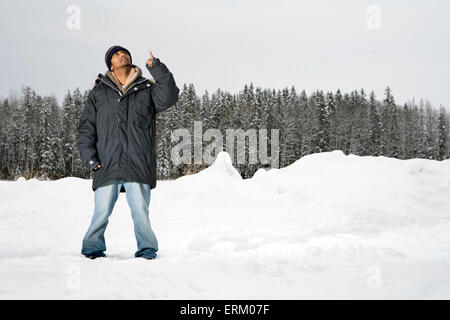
[{"xmin": 105, "ymin": 45, "xmax": 132, "ymax": 71}]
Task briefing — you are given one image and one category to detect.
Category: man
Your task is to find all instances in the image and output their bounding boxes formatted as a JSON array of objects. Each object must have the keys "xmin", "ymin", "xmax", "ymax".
[{"xmin": 77, "ymin": 45, "xmax": 179, "ymax": 259}]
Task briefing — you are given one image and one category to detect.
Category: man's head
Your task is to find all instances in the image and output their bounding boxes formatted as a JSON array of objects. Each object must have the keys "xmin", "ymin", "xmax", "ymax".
[{"xmin": 105, "ymin": 45, "xmax": 132, "ymax": 71}]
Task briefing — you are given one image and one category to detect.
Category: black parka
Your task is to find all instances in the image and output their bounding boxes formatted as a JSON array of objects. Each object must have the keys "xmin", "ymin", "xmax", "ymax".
[{"xmin": 77, "ymin": 58, "xmax": 180, "ymax": 192}]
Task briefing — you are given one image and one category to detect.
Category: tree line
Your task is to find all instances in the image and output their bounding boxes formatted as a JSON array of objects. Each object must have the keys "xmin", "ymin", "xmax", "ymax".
[{"xmin": 0, "ymin": 84, "xmax": 448, "ymax": 181}]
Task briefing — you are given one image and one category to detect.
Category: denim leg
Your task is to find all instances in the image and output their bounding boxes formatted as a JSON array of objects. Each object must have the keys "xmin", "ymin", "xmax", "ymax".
[
  {"xmin": 81, "ymin": 181, "xmax": 121, "ymax": 256},
  {"xmin": 123, "ymin": 181, "xmax": 158, "ymax": 258}
]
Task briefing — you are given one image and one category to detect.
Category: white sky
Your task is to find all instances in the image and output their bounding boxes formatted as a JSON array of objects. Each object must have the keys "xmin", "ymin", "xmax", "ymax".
[{"xmin": 0, "ymin": 0, "xmax": 449, "ymax": 111}]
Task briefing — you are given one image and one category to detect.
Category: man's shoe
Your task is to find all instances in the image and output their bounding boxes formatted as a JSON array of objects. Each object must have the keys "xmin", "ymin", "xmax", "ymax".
[
  {"xmin": 137, "ymin": 254, "xmax": 157, "ymax": 260},
  {"xmin": 84, "ymin": 251, "xmax": 106, "ymax": 259},
  {"xmin": 135, "ymin": 248, "xmax": 157, "ymax": 260}
]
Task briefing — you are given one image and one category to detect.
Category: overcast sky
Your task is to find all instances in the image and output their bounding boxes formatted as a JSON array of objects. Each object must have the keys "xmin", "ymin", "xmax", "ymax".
[{"xmin": 1, "ymin": 0, "xmax": 449, "ymax": 111}]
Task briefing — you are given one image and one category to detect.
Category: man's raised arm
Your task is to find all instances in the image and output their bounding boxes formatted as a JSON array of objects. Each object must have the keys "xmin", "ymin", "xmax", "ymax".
[{"xmin": 146, "ymin": 50, "xmax": 180, "ymax": 113}]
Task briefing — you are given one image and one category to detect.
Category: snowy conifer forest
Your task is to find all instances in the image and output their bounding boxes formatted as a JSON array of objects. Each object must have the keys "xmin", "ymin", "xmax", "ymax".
[{"xmin": 0, "ymin": 84, "xmax": 448, "ymax": 181}]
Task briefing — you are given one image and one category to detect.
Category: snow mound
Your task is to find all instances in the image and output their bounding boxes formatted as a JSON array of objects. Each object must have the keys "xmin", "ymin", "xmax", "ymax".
[
  {"xmin": 176, "ymin": 151, "xmax": 242, "ymax": 184},
  {"xmin": 198, "ymin": 151, "xmax": 242, "ymax": 179},
  {"xmin": 248, "ymin": 150, "xmax": 450, "ymax": 233}
]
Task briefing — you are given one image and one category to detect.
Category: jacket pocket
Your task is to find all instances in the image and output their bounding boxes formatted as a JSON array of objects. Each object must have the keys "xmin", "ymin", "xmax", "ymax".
[
  {"xmin": 130, "ymin": 110, "xmax": 153, "ymax": 156},
  {"xmin": 133, "ymin": 112, "xmax": 151, "ymax": 129}
]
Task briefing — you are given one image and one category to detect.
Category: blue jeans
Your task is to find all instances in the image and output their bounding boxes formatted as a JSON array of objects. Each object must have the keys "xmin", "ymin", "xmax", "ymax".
[{"xmin": 81, "ymin": 180, "xmax": 158, "ymax": 259}]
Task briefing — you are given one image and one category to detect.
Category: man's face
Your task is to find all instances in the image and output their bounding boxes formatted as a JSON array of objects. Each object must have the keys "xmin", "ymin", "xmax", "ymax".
[{"xmin": 110, "ymin": 49, "xmax": 131, "ymax": 71}]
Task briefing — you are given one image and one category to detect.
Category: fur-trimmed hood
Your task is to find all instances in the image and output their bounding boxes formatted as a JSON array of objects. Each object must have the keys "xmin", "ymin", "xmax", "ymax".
[{"xmin": 105, "ymin": 65, "xmax": 142, "ymax": 94}]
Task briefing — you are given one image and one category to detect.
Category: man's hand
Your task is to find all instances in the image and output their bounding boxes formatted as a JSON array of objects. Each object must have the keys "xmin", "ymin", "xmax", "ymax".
[
  {"xmin": 92, "ymin": 164, "xmax": 102, "ymax": 171},
  {"xmin": 146, "ymin": 50, "xmax": 155, "ymax": 67}
]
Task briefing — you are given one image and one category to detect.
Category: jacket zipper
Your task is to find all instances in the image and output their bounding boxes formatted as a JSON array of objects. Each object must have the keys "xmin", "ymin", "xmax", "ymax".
[
  {"xmin": 99, "ymin": 77, "xmax": 123, "ymax": 100},
  {"xmin": 99, "ymin": 77, "xmax": 150, "ymax": 126}
]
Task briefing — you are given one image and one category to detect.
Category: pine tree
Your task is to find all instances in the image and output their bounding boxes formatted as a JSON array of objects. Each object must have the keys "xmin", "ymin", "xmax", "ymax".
[
  {"xmin": 19, "ymin": 87, "xmax": 40, "ymax": 178},
  {"xmin": 414, "ymin": 101, "xmax": 427, "ymax": 158},
  {"xmin": 380, "ymin": 86, "xmax": 394, "ymax": 156},
  {"xmin": 156, "ymin": 105, "xmax": 173, "ymax": 179},
  {"xmin": 313, "ymin": 90, "xmax": 329, "ymax": 153},
  {"xmin": 334, "ymin": 89, "xmax": 345, "ymax": 153},
  {"xmin": 286, "ymin": 86, "xmax": 301, "ymax": 162},
  {"xmin": 246, "ymin": 86, "xmax": 264, "ymax": 177},
  {"xmin": 38, "ymin": 95, "xmax": 53, "ymax": 179},
  {"xmin": 350, "ymin": 89, "xmax": 369, "ymax": 155},
  {"xmin": 400, "ymin": 103, "xmax": 413, "ymax": 159},
  {"xmin": 39, "ymin": 95, "xmax": 62, "ymax": 179},
  {"xmin": 326, "ymin": 91, "xmax": 337, "ymax": 151},
  {"xmin": 0, "ymin": 98, "xmax": 16, "ymax": 179},
  {"xmin": 301, "ymin": 92, "xmax": 314, "ymax": 156},
  {"xmin": 341, "ymin": 92, "xmax": 353, "ymax": 155},
  {"xmin": 424, "ymin": 101, "xmax": 438, "ymax": 160},
  {"xmin": 61, "ymin": 90, "xmax": 76, "ymax": 176},
  {"xmin": 366, "ymin": 91, "xmax": 381, "ymax": 156},
  {"xmin": 390, "ymin": 103, "xmax": 401, "ymax": 158},
  {"xmin": 292, "ymin": 89, "xmax": 307, "ymax": 159},
  {"xmin": 437, "ymin": 105, "xmax": 448, "ymax": 160}
]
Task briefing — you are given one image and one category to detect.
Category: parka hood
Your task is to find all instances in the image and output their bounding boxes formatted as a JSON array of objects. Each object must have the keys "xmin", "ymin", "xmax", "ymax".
[{"xmin": 105, "ymin": 64, "xmax": 143, "ymax": 94}]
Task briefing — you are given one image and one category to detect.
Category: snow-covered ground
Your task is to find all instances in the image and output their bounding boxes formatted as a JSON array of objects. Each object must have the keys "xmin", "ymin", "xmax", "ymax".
[{"xmin": 0, "ymin": 150, "xmax": 449, "ymax": 299}]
